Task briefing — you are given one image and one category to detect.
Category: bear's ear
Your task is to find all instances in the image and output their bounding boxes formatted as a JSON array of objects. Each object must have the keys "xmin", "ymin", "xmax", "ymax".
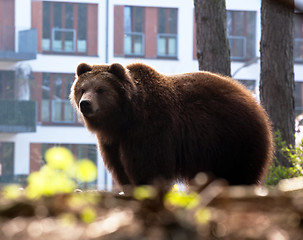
[
  {"xmin": 108, "ymin": 63, "xmax": 127, "ymax": 80},
  {"xmin": 77, "ymin": 63, "xmax": 92, "ymax": 77}
]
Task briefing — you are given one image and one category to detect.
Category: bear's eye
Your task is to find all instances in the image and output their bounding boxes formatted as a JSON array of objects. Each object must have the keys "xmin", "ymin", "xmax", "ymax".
[
  {"xmin": 81, "ymin": 88, "xmax": 85, "ymax": 94},
  {"xmin": 97, "ymin": 88, "xmax": 103, "ymax": 94}
]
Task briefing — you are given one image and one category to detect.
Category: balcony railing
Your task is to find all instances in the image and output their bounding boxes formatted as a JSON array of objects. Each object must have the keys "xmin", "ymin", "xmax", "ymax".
[
  {"xmin": 0, "ymin": 26, "xmax": 37, "ymax": 61},
  {"xmin": 0, "ymin": 99, "xmax": 36, "ymax": 133}
]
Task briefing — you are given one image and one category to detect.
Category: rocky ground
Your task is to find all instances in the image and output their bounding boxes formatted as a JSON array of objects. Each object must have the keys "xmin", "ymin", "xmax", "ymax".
[{"xmin": 1, "ymin": 177, "xmax": 303, "ymax": 240}]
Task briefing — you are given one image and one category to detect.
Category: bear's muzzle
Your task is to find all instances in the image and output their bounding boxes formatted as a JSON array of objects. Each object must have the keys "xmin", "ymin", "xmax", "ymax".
[{"xmin": 80, "ymin": 100, "xmax": 93, "ymax": 117}]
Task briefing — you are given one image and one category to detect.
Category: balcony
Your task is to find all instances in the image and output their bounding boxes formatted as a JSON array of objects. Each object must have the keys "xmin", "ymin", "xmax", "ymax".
[
  {"xmin": 0, "ymin": 99, "xmax": 36, "ymax": 133},
  {"xmin": 0, "ymin": 26, "xmax": 37, "ymax": 61}
]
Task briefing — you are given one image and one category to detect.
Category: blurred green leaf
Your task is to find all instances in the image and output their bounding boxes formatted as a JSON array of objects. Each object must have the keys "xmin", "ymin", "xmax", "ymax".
[
  {"xmin": 133, "ymin": 186, "xmax": 157, "ymax": 200},
  {"xmin": 45, "ymin": 147, "xmax": 74, "ymax": 171},
  {"xmin": 2, "ymin": 184, "xmax": 23, "ymax": 199},
  {"xmin": 75, "ymin": 159, "xmax": 97, "ymax": 183}
]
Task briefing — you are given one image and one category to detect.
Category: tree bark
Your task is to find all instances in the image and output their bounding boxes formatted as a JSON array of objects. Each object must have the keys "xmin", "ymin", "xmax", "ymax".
[
  {"xmin": 260, "ymin": 0, "xmax": 295, "ymax": 166},
  {"xmin": 194, "ymin": 0, "xmax": 231, "ymax": 76}
]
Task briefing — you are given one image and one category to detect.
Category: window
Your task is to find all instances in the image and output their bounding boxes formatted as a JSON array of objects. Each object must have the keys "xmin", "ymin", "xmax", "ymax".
[
  {"xmin": 114, "ymin": 5, "xmax": 178, "ymax": 59},
  {"xmin": 294, "ymin": 14, "xmax": 303, "ymax": 62},
  {"xmin": 124, "ymin": 6, "xmax": 144, "ymax": 56},
  {"xmin": 41, "ymin": 2, "xmax": 91, "ymax": 54},
  {"xmin": 41, "ymin": 73, "xmax": 75, "ymax": 124},
  {"xmin": 0, "ymin": 71, "xmax": 14, "ymax": 99},
  {"xmin": 237, "ymin": 79, "xmax": 256, "ymax": 94},
  {"xmin": 157, "ymin": 8, "xmax": 178, "ymax": 58},
  {"xmin": 295, "ymin": 82, "xmax": 303, "ymax": 116},
  {"xmin": 0, "ymin": 142, "xmax": 14, "ymax": 176},
  {"xmin": 227, "ymin": 11, "xmax": 256, "ymax": 60}
]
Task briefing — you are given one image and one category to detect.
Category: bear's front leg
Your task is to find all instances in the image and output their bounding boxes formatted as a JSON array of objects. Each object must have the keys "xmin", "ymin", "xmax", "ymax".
[{"xmin": 98, "ymin": 141, "xmax": 131, "ymax": 188}]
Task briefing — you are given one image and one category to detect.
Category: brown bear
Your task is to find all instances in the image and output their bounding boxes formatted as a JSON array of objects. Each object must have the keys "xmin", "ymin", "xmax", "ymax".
[{"xmin": 70, "ymin": 62, "xmax": 273, "ymax": 188}]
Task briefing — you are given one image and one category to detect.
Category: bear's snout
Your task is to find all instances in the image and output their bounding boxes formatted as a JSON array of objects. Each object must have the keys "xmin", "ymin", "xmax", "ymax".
[{"xmin": 80, "ymin": 100, "xmax": 93, "ymax": 116}]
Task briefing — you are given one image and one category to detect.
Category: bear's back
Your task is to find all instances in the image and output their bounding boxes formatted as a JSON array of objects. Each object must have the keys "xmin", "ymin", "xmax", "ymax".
[{"xmin": 165, "ymin": 71, "xmax": 273, "ymax": 184}]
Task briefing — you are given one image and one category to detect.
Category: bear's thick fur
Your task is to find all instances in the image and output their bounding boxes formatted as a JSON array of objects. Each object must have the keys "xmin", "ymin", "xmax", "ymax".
[{"xmin": 70, "ymin": 62, "xmax": 273, "ymax": 187}]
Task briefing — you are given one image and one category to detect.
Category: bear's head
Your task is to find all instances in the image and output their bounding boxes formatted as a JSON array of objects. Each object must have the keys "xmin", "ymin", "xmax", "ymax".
[{"xmin": 70, "ymin": 63, "xmax": 136, "ymax": 132}]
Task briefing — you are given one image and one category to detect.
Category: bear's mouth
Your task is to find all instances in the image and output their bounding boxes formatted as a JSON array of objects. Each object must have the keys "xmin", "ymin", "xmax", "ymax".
[{"xmin": 82, "ymin": 112, "xmax": 94, "ymax": 118}]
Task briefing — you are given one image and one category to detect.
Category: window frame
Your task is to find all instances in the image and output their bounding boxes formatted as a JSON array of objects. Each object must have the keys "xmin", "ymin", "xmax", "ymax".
[
  {"xmin": 123, "ymin": 6, "xmax": 145, "ymax": 57},
  {"xmin": 157, "ymin": 8, "xmax": 178, "ymax": 58},
  {"xmin": 41, "ymin": 72, "xmax": 78, "ymax": 125},
  {"xmin": 294, "ymin": 13, "xmax": 303, "ymax": 63},
  {"xmin": 227, "ymin": 10, "xmax": 257, "ymax": 61},
  {"xmin": 41, "ymin": 2, "xmax": 88, "ymax": 55}
]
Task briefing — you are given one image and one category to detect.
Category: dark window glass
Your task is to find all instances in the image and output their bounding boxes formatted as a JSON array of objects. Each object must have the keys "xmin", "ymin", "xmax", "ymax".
[
  {"xmin": 42, "ymin": 73, "xmax": 50, "ymax": 122},
  {"xmin": 169, "ymin": 9, "xmax": 178, "ymax": 34},
  {"xmin": 42, "ymin": 73, "xmax": 50, "ymax": 100},
  {"xmin": 133, "ymin": 7, "xmax": 143, "ymax": 32},
  {"xmin": 78, "ymin": 3, "xmax": 87, "ymax": 52},
  {"xmin": 295, "ymin": 82, "xmax": 303, "ymax": 116},
  {"xmin": 42, "ymin": 2, "xmax": 50, "ymax": 39},
  {"xmin": 294, "ymin": 14, "xmax": 303, "ymax": 61},
  {"xmin": 53, "ymin": 74, "xmax": 62, "ymax": 99},
  {"xmin": 53, "ymin": 3, "xmax": 62, "ymax": 28},
  {"xmin": 65, "ymin": 3, "xmax": 74, "ymax": 29},
  {"xmin": 158, "ymin": 8, "xmax": 166, "ymax": 34},
  {"xmin": 0, "ymin": 142, "xmax": 14, "ymax": 176},
  {"xmin": 227, "ymin": 11, "xmax": 256, "ymax": 60},
  {"xmin": 0, "ymin": 71, "xmax": 14, "ymax": 99},
  {"xmin": 78, "ymin": 4, "xmax": 87, "ymax": 40}
]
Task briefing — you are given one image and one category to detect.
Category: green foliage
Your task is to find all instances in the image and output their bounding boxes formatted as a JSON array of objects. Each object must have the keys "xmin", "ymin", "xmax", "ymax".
[
  {"xmin": 75, "ymin": 159, "xmax": 98, "ymax": 183},
  {"xmin": 26, "ymin": 147, "xmax": 97, "ymax": 198},
  {"xmin": 164, "ymin": 190, "xmax": 200, "ymax": 210},
  {"xmin": 1, "ymin": 147, "xmax": 98, "ymax": 200},
  {"xmin": 133, "ymin": 185, "xmax": 157, "ymax": 200},
  {"xmin": 163, "ymin": 187, "xmax": 211, "ymax": 225},
  {"xmin": 266, "ymin": 131, "xmax": 303, "ymax": 186},
  {"xmin": 26, "ymin": 165, "xmax": 76, "ymax": 198},
  {"xmin": 2, "ymin": 184, "xmax": 23, "ymax": 199},
  {"xmin": 80, "ymin": 206, "xmax": 97, "ymax": 223}
]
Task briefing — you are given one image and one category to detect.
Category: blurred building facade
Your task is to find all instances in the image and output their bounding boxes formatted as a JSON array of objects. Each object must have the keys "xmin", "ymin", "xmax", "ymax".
[{"xmin": 0, "ymin": 0, "xmax": 302, "ymax": 189}]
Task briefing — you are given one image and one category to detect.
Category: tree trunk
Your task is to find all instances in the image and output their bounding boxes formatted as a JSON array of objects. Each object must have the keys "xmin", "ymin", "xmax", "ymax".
[
  {"xmin": 194, "ymin": 0, "xmax": 231, "ymax": 76},
  {"xmin": 260, "ymin": 0, "xmax": 295, "ymax": 166}
]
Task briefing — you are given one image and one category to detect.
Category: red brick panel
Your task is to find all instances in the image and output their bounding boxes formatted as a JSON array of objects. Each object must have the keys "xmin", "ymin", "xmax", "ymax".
[
  {"xmin": 87, "ymin": 4, "xmax": 98, "ymax": 56},
  {"xmin": 114, "ymin": 5, "xmax": 124, "ymax": 57},
  {"xmin": 145, "ymin": 7, "xmax": 157, "ymax": 59},
  {"xmin": 0, "ymin": 0, "xmax": 15, "ymax": 51},
  {"xmin": 30, "ymin": 143, "xmax": 42, "ymax": 173},
  {"xmin": 31, "ymin": 1, "xmax": 43, "ymax": 53}
]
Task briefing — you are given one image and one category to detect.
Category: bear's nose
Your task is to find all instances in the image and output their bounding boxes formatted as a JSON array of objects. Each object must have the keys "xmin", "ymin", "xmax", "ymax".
[{"xmin": 80, "ymin": 100, "xmax": 93, "ymax": 116}]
